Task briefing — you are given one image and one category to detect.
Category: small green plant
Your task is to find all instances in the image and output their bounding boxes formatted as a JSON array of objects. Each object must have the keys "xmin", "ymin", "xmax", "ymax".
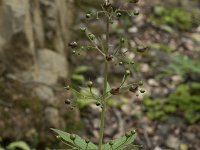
[
  {"xmin": 0, "ymin": 141, "xmax": 30, "ymax": 150},
  {"xmin": 150, "ymin": 5, "xmax": 195, "ymax": 31},
  {"xmin": 72, "ymin": 65, "xmax": 92, "ymax": 84},
  {"xmin": 144, "ymin": 82, "xmax": 200, "ymax": 123},
  {"xmin": 158, "ymin": 54, "xmax": 200, "ymax": 78},
  {"xmin": 52, "ymin": 0, "xmax": 146, "ymax": 149}
]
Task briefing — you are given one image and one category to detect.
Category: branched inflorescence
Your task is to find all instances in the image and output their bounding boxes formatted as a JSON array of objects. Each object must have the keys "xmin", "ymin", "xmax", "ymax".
[{"xmin": 53, "ymin": 0, "xmax": 147, "ymax": 150}]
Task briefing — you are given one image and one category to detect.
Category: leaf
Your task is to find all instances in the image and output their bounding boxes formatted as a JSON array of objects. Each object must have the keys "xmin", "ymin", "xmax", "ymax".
[
  {"xmin": 106, "ymin": 82, "xmax": 111, "ymax": 93},
  {"xmin": 102, "ymin": 131, "xmax": 136, "ymax": 150},
  {"xmin": 72, "ymin": 74, "xmax": 85, "ymax": 83},
  {"xmin": 7, "ymin": 141, "xmax": 30, "ymax": 150},
  {"xmin": 51, "ymin": 128, "xmax": 98, "ymax": 150},
  {"xmin": 74, "ymin": 66, "xmax": 91, "ymax": 74}
]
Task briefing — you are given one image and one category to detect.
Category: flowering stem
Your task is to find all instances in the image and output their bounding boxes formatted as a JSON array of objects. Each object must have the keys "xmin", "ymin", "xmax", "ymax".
[{"xmin": 98, "ymin": 13, "xmax": 109, "ymax": 150}]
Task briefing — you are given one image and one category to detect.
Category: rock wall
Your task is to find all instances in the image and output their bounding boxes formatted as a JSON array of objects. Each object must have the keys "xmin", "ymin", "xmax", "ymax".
[{"xmin": 0, "ymin": 0, "xmax": 74, "ymax": 144}]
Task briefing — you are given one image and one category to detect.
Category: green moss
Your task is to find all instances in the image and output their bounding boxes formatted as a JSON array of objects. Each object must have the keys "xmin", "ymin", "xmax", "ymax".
[
  {"xmin": 150, "ymin": 6, "xmax": 195, "ymax": 31},
  {"xmin": 144, "ymin": 82, "xmax": 200, "ymax": 123}
]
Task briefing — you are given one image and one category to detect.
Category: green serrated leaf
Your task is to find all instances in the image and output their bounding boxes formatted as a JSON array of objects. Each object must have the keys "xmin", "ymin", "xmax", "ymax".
[
  {"xmin": 102, "ymin": 132, "xmax": 136, "ymax": 150},
  {"xmin": 51, "ymin": 128, "xmax": 98, "ymax": 150}
]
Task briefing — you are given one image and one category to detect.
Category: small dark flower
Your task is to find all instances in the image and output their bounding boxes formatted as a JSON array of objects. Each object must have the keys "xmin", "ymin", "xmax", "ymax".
[
  {"xmin": 106, "ymin": 54, "xmax": 113, "ymax": 61},
  {"xmin": 110, "ymin": 87, "xmax": 120, "ymax": 95},
  {"xmin": 136, "ymin": 45, "xmax": 148, "ymax": 53},
  {"xmin": 65, "ymin": 99, "xmax": 71, "ymax": 105}
]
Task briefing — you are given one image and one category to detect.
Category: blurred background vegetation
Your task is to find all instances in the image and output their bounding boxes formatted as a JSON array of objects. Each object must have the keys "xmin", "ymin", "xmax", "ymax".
[{"xmin": 0, "ymin": 0, "xmax": 199, "ymax": 150}]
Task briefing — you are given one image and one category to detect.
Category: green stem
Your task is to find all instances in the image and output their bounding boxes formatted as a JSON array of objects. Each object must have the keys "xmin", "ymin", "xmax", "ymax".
[{"xmin": 98, "ymin": 13, "xmax": 109, "ymax": 150}]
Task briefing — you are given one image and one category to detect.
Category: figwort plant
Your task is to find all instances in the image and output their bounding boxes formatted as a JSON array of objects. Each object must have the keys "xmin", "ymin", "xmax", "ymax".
[{"xmin": 52, "ymin": 0, "xmax": 147, "ymax": 149}]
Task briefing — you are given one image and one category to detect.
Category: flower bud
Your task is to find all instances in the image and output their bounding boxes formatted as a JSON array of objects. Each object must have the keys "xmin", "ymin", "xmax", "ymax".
[
  {"xmin": 125, "ymin": 132, "xmax": 132, "ymax": 138},
  {"xmin": 119, "ymin": 61, "xmax": 123, "ymax": 65},
  {"xmin": 125, "ymin": 69, "xmax": 131, "ymax": 76},
  {"xmin": 131, "ymin": 130, "xmax": 136, "ymax": 135},
  {"xmin": 138, "ymin": 81, "xmax": 143, "ymax": 86},
  {"xmin": 117, "ymin": 12, "xmax": 122, "ymax": 17},
  {"xmin": 56, "ymin": 135, "xmax": 61, "ymax": 139},
  {"xmin": 109, "ymin": 141, "xmax": 114, "ymax": 146},
  {"xmin": 140, "ymin": 89, "xmax": 145, "ymax": 93},
  {"xmin": 69, "ymin": 41, "xmax": 78, "ymax": 48},
  {"xmin": 134, "ymin": 10, "xmax": 140, "ymax": 16},
  {"xmin": 70, "ymin": 134, "xmax": 76, "ymax": 141},
  {"xmin": 86, "ymin": 13, "xmax": 91, "ymax": 18},
  {"xmin": 85, "ymin": 139, "xmax": 90, "ymax": 144},
  {"xmin": 87, "ymin": 81, "xmax": 93, "ymax": 88},
  {"xmin": 80, "ymin": 27, "xmax": 86, "ymax": 32},
  {"xmin": 120, "ymin": 38, "xmax": 125, "ymax": 44},
  {"xmin": 64, "ymin": 85, "xmax": 70, "ymax": 90},
  {"xmin": 88, "ymin": 33, "xmax": 95, "ymax": 40}
]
